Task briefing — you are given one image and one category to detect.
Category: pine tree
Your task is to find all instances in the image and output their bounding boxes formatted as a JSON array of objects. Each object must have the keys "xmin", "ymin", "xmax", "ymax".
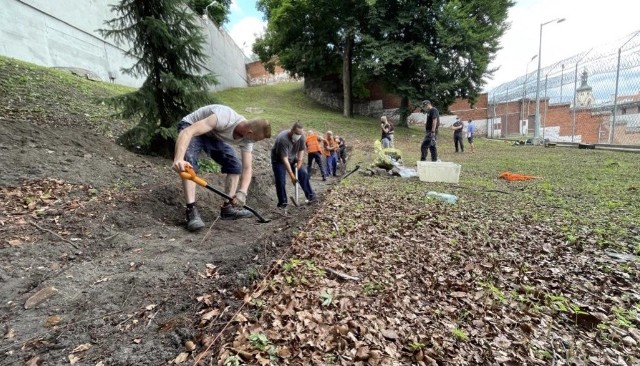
[{"xmin": 100, "ymin": 0, "xmax": 218, "ymax": 156}]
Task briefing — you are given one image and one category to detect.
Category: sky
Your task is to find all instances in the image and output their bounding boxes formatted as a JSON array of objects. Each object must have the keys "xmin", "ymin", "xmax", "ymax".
[
  {"xmin": 226, "ymin": 0, "xmax": 640, "ymax": 90},
  {"xmin": 226, "ymin": 0, "xmax": 266, "ymax": 58}
]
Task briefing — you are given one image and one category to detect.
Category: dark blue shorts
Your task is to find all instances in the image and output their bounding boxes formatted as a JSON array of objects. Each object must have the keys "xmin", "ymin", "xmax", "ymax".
[{"xmin": 177, "ymin": 121, "xmax": 242, "ymax": 174}]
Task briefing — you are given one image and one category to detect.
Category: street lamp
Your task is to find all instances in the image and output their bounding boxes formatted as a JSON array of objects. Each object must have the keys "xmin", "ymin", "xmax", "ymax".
[
  {"xmin": 202, "ymin": 0, "xmax": 219, "ymax": 19},
  {"xmin": 521, "ymin": 55, "xmax": 537, "ymax": 135},
  {"xmin": 534, "ymin": 17, "xmax": 565, "ymax": 140},
  {"xmin": 610, "ymin": 30, "xmax": 640, "ymax": 144}
]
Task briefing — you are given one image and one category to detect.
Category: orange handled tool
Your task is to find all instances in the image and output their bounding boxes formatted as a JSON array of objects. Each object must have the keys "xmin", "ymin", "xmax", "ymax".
[{"xmin": 179, "ymin": 166, "xmax": 271, "ymax": 223}]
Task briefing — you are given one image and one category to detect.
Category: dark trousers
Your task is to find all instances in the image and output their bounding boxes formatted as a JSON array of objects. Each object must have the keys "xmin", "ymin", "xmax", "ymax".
[
  {"xmin": 307, "ymin": 152, "xmax": 326, "ymax": 177},
  {"xmin": 272, "ymin": 159, "xmax": 315, "ymax": 207},
  {"xmin": 420, "ymin": 135, "xmax": 438, "ymax": 161},
  {"xmin": 454, "ymin": 134, "xmax": 464, "ymax": 152}
]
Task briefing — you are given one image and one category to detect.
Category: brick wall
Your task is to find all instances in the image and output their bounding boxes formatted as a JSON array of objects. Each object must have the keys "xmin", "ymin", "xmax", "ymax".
[
  {"xmin": 543, "ymin": 105, "xmax": 605, "ymax": 143},
  {"xmin": 366, "ymin": 82, "xmax": 402, "ymax": 109},
  {"xmin": 449, "ymin": 94, "xmax": 489, "ymax": 121},
  {"xmin": 246, "ymin": 61, "xmax": 295, "ymax": 86}
]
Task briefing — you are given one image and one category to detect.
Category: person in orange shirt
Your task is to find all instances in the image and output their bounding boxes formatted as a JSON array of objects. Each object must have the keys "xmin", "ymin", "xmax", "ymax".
[
  {"xmin": 323, "ymin": 131, "xmax": 338, "ymax": 177},
  {"xmin": 305, "ymin": 129, "xmax": 327, "ymax": 181}
]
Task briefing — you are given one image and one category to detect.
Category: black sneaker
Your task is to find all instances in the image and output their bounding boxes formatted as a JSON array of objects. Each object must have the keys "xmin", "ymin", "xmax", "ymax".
[
  {"xmin": 306, "ymin": 196, "xmax": 318, "ymax": 205},
  {"xmin": 220, "ymin": 205, "xmax": 253, "ymax": 220},
  {"xmin": 186, "ymin": 206, "xmax": 205, "ymax": 232}
]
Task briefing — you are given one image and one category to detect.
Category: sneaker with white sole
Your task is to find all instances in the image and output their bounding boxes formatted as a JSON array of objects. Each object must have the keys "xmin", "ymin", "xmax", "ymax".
[
  {"xmin": 186, "ymin": 206, "xmax": 205, "ymax": 232},
  {"xmin": 220, "ymin": 204, "xmax": 253, "ymax": 220}
]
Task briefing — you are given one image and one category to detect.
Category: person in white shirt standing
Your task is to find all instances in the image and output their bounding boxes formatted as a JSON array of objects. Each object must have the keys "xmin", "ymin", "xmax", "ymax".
[{"xmin": 172, "ymin": 105, "xmax": 272, "ymax": 231}]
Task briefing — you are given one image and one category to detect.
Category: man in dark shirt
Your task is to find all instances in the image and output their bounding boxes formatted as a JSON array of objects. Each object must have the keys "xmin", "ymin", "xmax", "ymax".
[
  {"xmin": 452, "ymin": 117, "xmax": 464, "ymax": 153},
  {"xmin": 418, "ymin": 100, "xmax": 439, "ymax": 161},
  {"xmin": 271, "ymin": 122, "xmax": 316, "ymax": 210}
]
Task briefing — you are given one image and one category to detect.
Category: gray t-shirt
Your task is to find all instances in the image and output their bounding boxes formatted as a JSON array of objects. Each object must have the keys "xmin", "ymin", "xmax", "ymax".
[
  {"xmin": 181, "ymin": 104, "xmax": 253, "ymax": 152},
  {"xmin": 271, "ymin": 130, "xmax": 306, "ymax": 162}
]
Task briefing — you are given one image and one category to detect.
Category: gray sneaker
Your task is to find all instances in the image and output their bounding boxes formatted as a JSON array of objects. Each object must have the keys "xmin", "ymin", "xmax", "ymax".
[
  {"xmin": 220, "ymin": 205, "xmax": 253, "ymax": 220},
  {"xmin": 186, "ymin": 206, "xmax": 205, "ymax": 232}
]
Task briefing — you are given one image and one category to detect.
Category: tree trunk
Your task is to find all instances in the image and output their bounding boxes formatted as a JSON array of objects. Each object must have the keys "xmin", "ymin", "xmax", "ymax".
[
  {"xmin": 398, "ymin": 96, "xmax": 410, "ymax": 127},
  {"xmin": 342, "ymin": 34, "xmax": 353, "ymax": 118}
]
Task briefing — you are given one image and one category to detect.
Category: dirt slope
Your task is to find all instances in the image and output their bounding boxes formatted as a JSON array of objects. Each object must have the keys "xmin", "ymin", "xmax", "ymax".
[{"xmin": 0, "ymin": 115, "xmax": 336, "ymax": 365}]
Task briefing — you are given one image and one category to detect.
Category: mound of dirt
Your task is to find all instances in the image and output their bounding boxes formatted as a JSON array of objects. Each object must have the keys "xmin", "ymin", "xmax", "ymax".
[{"xmin": 0, "ymin": 118, "xmax": 338, "ymax": 365}]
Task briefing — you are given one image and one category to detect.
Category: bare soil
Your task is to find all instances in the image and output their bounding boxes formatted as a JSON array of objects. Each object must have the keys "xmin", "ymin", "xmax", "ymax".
[{"xmin": 0, "ymin": 117, "xmax": 336, "ymax": 365}]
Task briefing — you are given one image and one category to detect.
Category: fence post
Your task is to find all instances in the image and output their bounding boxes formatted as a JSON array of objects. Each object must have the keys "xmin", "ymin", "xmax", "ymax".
[
  {"xmin": 543, "ymin": 74, "xmax": 548, "ymax": 141},
  {"xmin": 505, "ymin": 87, "xmax": 509, "ymax": 138},
  {"xmin": 610, "ymin": 31, "xmax": 640, "ymax": 144},
  {"xmin": 572, "ymin": 63, "xmax": 578, "ymax": 143}
]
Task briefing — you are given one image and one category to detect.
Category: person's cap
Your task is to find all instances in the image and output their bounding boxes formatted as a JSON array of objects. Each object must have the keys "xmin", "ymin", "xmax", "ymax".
[{"xmin": 422, "ymin": 100, "xmax": 431, "ymax": 105}]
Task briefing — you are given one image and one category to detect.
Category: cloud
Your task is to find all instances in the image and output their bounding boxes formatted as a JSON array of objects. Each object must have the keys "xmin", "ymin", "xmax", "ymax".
[
  {"xmin": 230, "ymin": 0, "xmax": 240, "ymax": 13},
  {"xmin": 228, "ymin": 16, "xmax": 266, "ymax": 57},
  {"xmin": 485, "ymin": 0, "xmax": 639, "ymax": 92}
]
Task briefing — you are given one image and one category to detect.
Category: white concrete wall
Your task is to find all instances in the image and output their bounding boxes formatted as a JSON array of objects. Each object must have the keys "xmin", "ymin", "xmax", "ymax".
[{"xmin": 0, "ymin": 0, "xmax": 248, "ymax": 90}]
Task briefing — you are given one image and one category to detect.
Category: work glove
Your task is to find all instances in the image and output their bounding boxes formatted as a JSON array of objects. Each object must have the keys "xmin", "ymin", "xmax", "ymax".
[{"xmin": 231, "ymin": 190, "xmax": 247, "ymax": 207}]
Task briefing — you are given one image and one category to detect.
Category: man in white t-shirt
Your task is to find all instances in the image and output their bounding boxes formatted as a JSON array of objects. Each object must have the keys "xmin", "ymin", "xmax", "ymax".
[{"xmin": 172, "ymin": 105, "xmax": 271, "ymax": 231}]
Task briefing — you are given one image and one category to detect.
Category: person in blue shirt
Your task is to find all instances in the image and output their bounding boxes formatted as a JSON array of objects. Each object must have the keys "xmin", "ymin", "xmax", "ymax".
[{"xmin": 466, "ymin": 119, "xmax": 476, "ymax": 153}]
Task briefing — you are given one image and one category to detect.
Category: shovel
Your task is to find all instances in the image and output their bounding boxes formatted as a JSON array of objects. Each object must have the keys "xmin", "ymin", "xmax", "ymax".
[
  {"xmin": 289, "ymin": 165, "xmax": 300, "ymax": 207},
  {"xmin": 179, "ymin": 167, "xmax": 271, "ymax": 223},
  {"xmin": 340, "ymin": 164, "xmax": 361, "ymax": 181}
]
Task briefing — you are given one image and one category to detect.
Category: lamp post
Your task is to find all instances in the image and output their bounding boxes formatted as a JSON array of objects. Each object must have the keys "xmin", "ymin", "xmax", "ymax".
[
  {"xmin": 521, "ymin": 55, "xmax": 538, "ymax": 135},
  {"xmin": 610, "ymin": 30, "xmax": 640, "ymax": 144},
  {"xmin": 202, "ymin": 0, "xmax": 218, "ymax": 19},
  {"xmin": 534, "ymin": 18, "xmax": 565, "ymax": 141}
]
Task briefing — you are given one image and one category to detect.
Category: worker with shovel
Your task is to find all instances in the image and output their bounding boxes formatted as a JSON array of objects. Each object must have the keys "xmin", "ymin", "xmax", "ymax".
[
  {"xmin": 172, "ymin": 104, "xmax": 272, "ymax": 231},
  {"xmin": 271, "ymin": 122, "xmax": 317, "ymax": 213}
]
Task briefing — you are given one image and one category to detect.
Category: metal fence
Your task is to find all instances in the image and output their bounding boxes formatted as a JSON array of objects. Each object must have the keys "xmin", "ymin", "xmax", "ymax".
[{"xmin": 487, "ymin": 30, "xmax": 640, "ymax": 146}]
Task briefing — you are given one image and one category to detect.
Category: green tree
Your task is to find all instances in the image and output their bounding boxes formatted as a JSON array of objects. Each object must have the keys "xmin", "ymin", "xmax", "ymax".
[
  {"xmin": 100, "ymin": 0, "xmax": 218, "ymax": 156},
  {"xmin": 362, "ymin": 0, "xmax": 513, "ymax": 125},
  {"xmin": 189, "ymin": 0, "xmax": 232, "ymax": 25},
  {"xmin": 254, "ymin": 0, "xmax": 370, "ymax": 118}
]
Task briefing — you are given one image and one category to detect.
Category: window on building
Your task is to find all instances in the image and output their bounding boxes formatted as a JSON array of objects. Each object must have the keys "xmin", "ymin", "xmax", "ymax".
[{"xmin": 622, "ymin": 107, "xmax": 627, "ymax": 115}]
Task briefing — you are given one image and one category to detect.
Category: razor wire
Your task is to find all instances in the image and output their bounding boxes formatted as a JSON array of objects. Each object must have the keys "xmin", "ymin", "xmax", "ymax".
[{"xmin": 487, "ymin": 30, "xmax": 640, "ymax": 145}]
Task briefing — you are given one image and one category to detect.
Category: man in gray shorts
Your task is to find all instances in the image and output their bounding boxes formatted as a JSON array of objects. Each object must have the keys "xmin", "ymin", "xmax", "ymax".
[{"xmin": 172, "ymin": 104, "xmax": 271, "ymax": 231}]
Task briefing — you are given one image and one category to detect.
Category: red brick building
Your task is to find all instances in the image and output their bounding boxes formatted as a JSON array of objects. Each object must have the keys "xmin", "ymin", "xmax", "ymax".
[{"xmin": 246, "ymin": 61, "xmax": 295, "ymax": 86}]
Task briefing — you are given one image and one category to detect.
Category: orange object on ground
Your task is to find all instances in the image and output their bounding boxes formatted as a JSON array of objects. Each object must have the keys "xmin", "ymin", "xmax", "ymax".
[{"xmin": 499, "ymin": 172, "xmax": 541, "ymax": 181}]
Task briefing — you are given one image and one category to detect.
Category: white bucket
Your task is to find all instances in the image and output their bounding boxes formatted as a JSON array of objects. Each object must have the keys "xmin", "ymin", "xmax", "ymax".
[{"xmin": 417, "ymin": 161, "xmax": 461, "ymax": 183}]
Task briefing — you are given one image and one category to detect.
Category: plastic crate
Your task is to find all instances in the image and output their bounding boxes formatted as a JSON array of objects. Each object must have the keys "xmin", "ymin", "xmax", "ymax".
[{"xmin": 417, "ymin": 161, "xmax": 461, "ymax": 183}]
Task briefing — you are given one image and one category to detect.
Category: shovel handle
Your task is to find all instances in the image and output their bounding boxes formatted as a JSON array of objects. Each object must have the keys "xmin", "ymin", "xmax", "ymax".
[{"xmin": 179, "ymin": 166, "xmax": 208, "ymax": 187}]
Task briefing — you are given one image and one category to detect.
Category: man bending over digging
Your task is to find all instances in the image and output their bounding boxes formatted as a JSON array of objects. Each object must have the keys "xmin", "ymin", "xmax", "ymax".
[{"xmin": 172, "ymin": 104, "xmax": 271, "ymax": 231}]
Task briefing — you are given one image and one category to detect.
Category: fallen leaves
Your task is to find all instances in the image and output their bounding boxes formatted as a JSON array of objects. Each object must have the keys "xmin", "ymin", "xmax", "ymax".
[
  {"xmin": 0, "ymin": 178, "xmax": 96, "ymax": 247},
  {"xmin": 216, "ymin": 180, "xmax": 640, "ymax": 365}
]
